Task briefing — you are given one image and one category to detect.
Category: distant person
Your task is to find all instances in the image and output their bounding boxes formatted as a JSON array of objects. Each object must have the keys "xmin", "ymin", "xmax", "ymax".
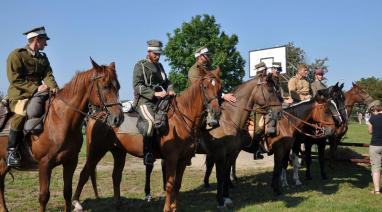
[
  {"xmin": 358, "ymin": 112, "xmax": 363, "ymax": 125},
  {"xmin": 288, "ymin": 64, "xmax": 311, "ymax": 102},
  {"xmin": 367, "ymin": 101, "xmax": 382, "ymax": 194},
  {"xmin": 6, "ymin": 26, "xmax": 59, "ymax": 167},
  {"xmin": 365, "ymin": 112, "xmax": 371, "ymax": 124},
  {"xmin": 310, "ymin": 68, "xmax": 327, "ymax": 97}
]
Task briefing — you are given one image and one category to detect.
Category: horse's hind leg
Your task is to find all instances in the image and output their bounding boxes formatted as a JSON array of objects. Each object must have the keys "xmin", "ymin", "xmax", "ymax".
[
  {"xmin": 305, "ymin": 141, "xmax": 313, "ymax": 180},
  {"xmin": 144, "ymin": 163, "xmax": 154, "ymax": 202},
  {"xmin": 63, "ymin": 157, "xmax": 79, "ymax": 212},
  {"xmin": 204, "ymin": 154, "xmax": 214, "ymax": 188},
  {"xmin": 111, "ymin": 147, "xmax": 126, "ymax": 209}
]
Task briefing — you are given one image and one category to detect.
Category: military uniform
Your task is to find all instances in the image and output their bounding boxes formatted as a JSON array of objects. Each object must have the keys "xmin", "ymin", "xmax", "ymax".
[
  {"xmin": 288, "ymin": 75, "xmax": 310, "ymax": 101},
  {"xmin": 310, "ymin": 80, "xmax": 327, "ymax": 97},
  {"xmin": 133, "ymin": 40, "xmax": 173, "ymax": 165},
  {"xmin": 6, "ymin": 26, "xmax": 58, "ymax": 167}
]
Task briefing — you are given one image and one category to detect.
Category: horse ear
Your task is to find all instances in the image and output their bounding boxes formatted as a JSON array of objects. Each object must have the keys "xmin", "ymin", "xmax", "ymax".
[
  {"xmin": 211, "ymin": 66, "xmax": 221, "ymax": 78},
  {"xmin": 335, "ymin": 82, "xmax": 339, "ymax": 87},
  {"xmin": 110, "ymin": 62, "xmax": 116, "ymax": 69},
  {"xmin": 90, "ymin": 57, "xmax": 100, "ymax": 69},
  {"xmin": 352, "ymin": 82, "xmax": 356, "ymax": 86},
  {"xmin": 340, "ymin": 83, "xmax": 344, "ymax": 89}
]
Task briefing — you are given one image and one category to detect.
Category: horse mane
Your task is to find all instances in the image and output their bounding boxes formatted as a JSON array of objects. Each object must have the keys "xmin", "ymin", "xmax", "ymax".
[{"xmin": 174, "ymin": 78, "xmax": 203, "ymax": 110}]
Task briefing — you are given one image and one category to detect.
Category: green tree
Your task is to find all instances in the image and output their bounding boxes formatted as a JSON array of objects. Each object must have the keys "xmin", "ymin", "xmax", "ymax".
[
  {"xmin": 164, "ymin": 14, "xmax": 245, "ymax": 93},
  {"xmin": 356, "ymin": 77, "xmax": 382, "ymax": 101}
]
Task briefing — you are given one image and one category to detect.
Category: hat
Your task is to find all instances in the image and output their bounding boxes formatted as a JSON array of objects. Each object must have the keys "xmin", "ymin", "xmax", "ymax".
[
  {"xmin": 368, "ymin": 100, "xmax": 381, "ymax": 111},
  {"xmin": 255, "ymin": 62, "xmax": 267, "ymax": 74},
  {"xmin": 272, "ymin": 62, "xmax": 282, "ymax": 72},
  {"xmin": 194, "ymin": 46, "xmax": 209, "ymax": 58},
  {"xmin": 147, "ymin": 40, "xmax": 163, "ymax": 54},
  {"xmin": 23, "ymin": 26, "xmax": 50, "ymax": 40},
  {"xmin": 315, "ymin": 68, "xmax": 324, "ymax": 75}
]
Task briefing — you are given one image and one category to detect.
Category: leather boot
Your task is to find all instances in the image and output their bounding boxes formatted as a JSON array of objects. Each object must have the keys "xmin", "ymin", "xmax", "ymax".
[
  {"xmin": 143, "ymin": 136, "xmax": 155, "ymax": 165},
  {"xmin": 7, "ymin": 130, "xmax": 22, "ymax": 167}
]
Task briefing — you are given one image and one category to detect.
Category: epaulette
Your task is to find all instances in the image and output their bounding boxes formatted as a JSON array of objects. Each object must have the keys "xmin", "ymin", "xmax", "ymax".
[{"xmin": 17, "ymin": 48, "xmax": 27, "ymax": 52}]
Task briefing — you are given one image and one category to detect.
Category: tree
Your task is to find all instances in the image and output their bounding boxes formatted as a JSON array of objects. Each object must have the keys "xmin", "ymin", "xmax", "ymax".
[
  {"xmin": 356, "ymin": 77, "xmax": 382, "ymax": 101},
  {"xmin": 164, "ymin": 14, "xmax": 245, "ymax": 93}
]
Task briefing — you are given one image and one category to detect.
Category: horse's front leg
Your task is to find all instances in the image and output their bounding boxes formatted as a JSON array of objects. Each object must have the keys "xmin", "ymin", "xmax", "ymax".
[
  {"xmin": 0, "ymin": 164, "xmax": 8, "ymax": 212},
  {"xmin": 63, "ymin": 157, "xmax": 79, "ymax": 212},
  {"xmin": 204, "ymin": 154, "xmax": 214, "ymax": 188},
  {"xmin": 38, "ymin": 158, "xmax": 53, "ymax": 212},
  {"xmin": 318, "ymin": 140, "xmax": 328, "ymax": 180},
  {"xmin": 171, "ymin": 159, "xmax": 187, "ymax": 211},
  {"xmin": 111, "ymin": 148, "xmax": 127, "ymax": 208},
  {"xmin": 305, "ymin": 141, "xmax": 313, "ymax": 180},
  {"xmin": 164, "ymin": 159, "xmax": 177, "ymax": 212}
]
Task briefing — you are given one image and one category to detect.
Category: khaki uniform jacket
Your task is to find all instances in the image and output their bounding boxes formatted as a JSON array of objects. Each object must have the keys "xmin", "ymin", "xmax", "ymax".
[
  {"xmin": 288, "ymin": 75, "xmax": 310, "ymax": 101},
  {"xmin": 310, "ymin": 80, "xmax": 327, "ymax": 97},
  {"xmin": 187, "ymin": 62, "xmax": 211, "ymax": 87},
  {"xmin": 133, "ymin": 59, "xmax": 173, "ymax": 106},
  {"xmin": 7, "ymin": 46, "xmax": 58, "ymax": 101}
]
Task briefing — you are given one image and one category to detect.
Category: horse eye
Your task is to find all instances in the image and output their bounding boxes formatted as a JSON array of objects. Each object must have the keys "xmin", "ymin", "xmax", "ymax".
[{"xmin": 211, "ymin": 79, "xmax": 216, "ymax": 86}]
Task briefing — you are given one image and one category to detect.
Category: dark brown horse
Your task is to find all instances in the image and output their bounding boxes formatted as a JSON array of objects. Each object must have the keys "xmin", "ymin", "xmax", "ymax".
[
  {"xmin": 0, "ymin": 59, "xmax": 123, "ymax": 212},
  {"xmin": 72, "ymin": 68, "xmax": 222, "ymax": 212}
]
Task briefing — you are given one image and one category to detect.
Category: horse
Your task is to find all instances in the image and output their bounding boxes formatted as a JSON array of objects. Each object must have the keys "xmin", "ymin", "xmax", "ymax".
[
  {"xmin": 0, "ymin": 58, "xmax": 123, "ymax": 212},
  {"xmin": 328, "ymin": 82, "xmax": 374, "ymax": 157},
  {"xmin": 204, "ymin": 89, "xmax": 339, "ymax": 195},
  {"xmin": 71, "ymin": 67, "xmax": 222, "ymax": 212}
]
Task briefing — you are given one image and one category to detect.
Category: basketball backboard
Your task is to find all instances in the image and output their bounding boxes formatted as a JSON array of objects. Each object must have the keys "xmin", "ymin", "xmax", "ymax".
[{"xmin": 249, "ymin": 46, "xmax": 287, "ymax": 77}]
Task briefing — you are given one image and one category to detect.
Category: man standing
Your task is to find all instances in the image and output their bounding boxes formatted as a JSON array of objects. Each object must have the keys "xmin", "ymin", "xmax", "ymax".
[
  {"xmin": 6, "ymin": 26, "xmax": 59, "ymax": 167},
  {"xmin": 310, "ymin": 68, "xmax": 327, "ymax": 97},
  {"xmin": 288, "ymin": 64, "xmax": 311, "ymax": 102},
  {"xmin": 133, "ymin": 40, "xmax": 175, "ymax": 165}
]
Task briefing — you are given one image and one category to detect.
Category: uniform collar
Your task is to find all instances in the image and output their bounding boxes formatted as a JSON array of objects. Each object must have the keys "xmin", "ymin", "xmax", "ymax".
[{"xmin": 25, "ymin": 44, "xmax": 40, "ymax": 57}]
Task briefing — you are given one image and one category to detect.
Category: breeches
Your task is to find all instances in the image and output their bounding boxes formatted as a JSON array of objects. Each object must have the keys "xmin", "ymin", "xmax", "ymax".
[
  {"xmin": 137, "ymin": 103, "xmax": 155, "ymax": 137},
  {"xmin": 9, "ymin": 100, "xmax": 27, "ymax": 131}
]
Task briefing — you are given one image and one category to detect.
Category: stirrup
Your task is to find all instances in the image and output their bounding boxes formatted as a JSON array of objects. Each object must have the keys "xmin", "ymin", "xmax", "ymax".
[
  {"xmin": 144, "ymin": 153, "xmax": 155, "ymax": 165},
  {"xmin": 7, "ymin": 149, "xmax": 21, "ymax": 167}
]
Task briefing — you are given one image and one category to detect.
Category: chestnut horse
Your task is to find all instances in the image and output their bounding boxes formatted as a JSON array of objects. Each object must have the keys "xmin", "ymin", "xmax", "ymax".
[
  {"xmin": 72, "ymin": 68, "xmax": 222, "ymax": 212},
  {"xmin": 0, "ymin": 59, "xmax": 123, "ymax": 212}
]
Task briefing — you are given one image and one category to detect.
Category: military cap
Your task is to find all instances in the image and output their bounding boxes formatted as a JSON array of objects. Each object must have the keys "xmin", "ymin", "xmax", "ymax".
[
  {"xmin": 23, "ymin": 26, "xmax": 50, "ymax": 40},
  {"xmin": 147, "ymin": 40, "xmax": 163, "ymax": 53},
  {"xmin": 272, "ymin": 62, "xmax": 282, "ymax": 72},
  {"xmin": 194, "ymin": 46, "xmax": 209, "ymax": 58},
  {"xmin": 255, "ymin": 62, "xmax": 267, "ymax": 74},
  {"xmin": 314, "ymin": 68, "xmax": 324, "ymax": 75}
]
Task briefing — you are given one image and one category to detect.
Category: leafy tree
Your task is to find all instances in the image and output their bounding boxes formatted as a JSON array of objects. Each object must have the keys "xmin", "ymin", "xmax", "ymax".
[
  {"xmin": 164, "ymin": 14, "xmax": 245, "ymax": 93},
  {"xmin": 356, "ymin": 77, "xmax": 382, "ymax": 101}
]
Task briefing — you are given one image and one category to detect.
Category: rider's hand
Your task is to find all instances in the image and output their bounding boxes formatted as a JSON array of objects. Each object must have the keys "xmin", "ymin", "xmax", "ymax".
[
  {"xmin": 51, "ymin": 88, "xmax": 59, "ymax": 94},
  {"xmin": 37, "ymin": 84, "xmax": 48, "ymax": 92},
  {"xmin": 284, "ymin": 97, "xmax": 293, "ymax": 104},
  {"xmin": 154, "ymin": 91, "xmax": 167, "ymax": 98},
  {"xmin": 223, "ymin": 93, "xmax": 237, "ymax": 103},
  {"xmin": 167, "ymin": 91, "xmax": 176, "ymax": 96}
]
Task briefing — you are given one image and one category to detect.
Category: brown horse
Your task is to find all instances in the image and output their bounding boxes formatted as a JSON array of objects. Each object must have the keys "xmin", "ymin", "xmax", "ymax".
[
  {"xmin": 0, "ymin": 58, "xmax": 123, "ymax": 212},
  {"xmin": 72, "ymin": 67, "xmax": 222, "ymax": 212}
]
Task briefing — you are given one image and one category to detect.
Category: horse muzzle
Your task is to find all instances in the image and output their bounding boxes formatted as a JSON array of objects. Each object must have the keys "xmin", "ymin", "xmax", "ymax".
[{"xmin": 107, "ymin": 112, "xmax": 124, "ymax": 128}]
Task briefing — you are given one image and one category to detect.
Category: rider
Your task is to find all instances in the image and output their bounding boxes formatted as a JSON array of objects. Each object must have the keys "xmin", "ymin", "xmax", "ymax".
[
  {"xmin": 133, "ymin": 40, "xmax": 175, "ymax": 166},
  {"xmin": 6, "ymin": 26, "xmax": 59, "ymax": 167},
  {"xmin": 288, "ymin": 63, "xmax": 311, "ymax": 102},
  {"xmin": 310, "ymin": 68, "xmax": 327, "ymax": 97}
]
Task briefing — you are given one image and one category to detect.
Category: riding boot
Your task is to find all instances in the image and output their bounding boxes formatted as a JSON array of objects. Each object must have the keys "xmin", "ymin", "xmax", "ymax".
[
  {"xmin": 143, "ymin": 136, "xmax": 155, "ymax": 165},
  {"xmin": 7, "ymin": 129, "xmax": 22, "ymax": 167}
]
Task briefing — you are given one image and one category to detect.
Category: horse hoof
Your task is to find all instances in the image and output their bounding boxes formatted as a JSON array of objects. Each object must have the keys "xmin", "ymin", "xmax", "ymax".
[
  {"xmin": 204, "ymin": 182, "xmax": 210, "ymax": 188},
  {"xmin": 295, "ymin": 180, "xmax": 302, "ymax": 186},
  {"xmin": 224, "ymin": 197, "xmax": 233, "ymax": 207},
  {"xmin": 145, "ymin": 194, "xmax": 152, "ymax": 202},
  {"xmin": 72, "ymin": 200, "xmax": 83, "ymax": 212}
]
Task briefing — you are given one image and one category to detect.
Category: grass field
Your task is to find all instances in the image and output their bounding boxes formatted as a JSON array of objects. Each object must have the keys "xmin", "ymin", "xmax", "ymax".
[{"xmin": 5, "ymin": 122, "xmax": 377, "ymax": 212}]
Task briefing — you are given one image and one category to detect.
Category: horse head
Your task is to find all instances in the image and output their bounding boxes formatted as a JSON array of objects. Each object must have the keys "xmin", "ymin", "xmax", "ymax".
[
  {"xmin": 347, "ymin": 82, "xmax": 374, "ymax": 105},
  {"xmin": 198, "ymin": 66, "xmax": 222, "ymax": 128},
  {"xmin": 88, "ymin": 58, "xmax": 123, "ymax": 127},
  {"xmin": 328, "ymin": 82, "xmax": 347, "ymax": 124},
  {"xmin": 311, "ymin": 89, "xmax": 338, "ymax": 137}
]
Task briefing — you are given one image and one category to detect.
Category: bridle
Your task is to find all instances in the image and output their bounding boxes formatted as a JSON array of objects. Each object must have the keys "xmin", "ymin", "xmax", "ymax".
[{"xmin": 55, "ymin": 69, "xmax": 121, "ymax": 123}]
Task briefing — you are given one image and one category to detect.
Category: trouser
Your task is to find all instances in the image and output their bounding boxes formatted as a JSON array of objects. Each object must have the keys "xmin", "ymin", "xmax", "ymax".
[
  {"xmin": 8, "ymin": 100, "xmax": 27, "ymax": 149},
  {"xmin": 137, "ymin": 103, "xmax": 155, "ymax": 158}
]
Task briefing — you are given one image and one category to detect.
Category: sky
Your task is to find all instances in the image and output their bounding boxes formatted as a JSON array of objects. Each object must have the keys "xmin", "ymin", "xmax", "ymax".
[{"xmin": 0, "ymin": 0, "xmax": 381, "ymax": 100}]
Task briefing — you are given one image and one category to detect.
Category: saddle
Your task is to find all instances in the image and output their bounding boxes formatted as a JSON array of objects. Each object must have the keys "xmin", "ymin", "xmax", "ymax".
[{"xmin": 24, "ymin": 91, "xmax": 50, "ymax": 135}]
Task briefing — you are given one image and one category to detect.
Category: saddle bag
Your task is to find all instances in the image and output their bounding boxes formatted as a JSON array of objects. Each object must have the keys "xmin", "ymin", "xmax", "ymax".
[
  {"xmin": 24, "ymin": 91, "xmax": 49, "ymax": 134},
  {"xmin": 154, "ymin": 96, "xmax": 171, "ymax": 135}
]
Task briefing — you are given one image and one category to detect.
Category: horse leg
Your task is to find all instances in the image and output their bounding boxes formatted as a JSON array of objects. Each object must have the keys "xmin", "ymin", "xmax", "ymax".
[
  {"xmin": 0, "ymin": 171, "xmax": 8, "ymax": 212},
  {"xmin": 318, "ymin": 140, "xmax": 328, "ymax": 180},
  {"xmin": 215, "ymin": 158, "xmax": 225, "ymax": 208},
  {"xmin": 280, "ymin": 151, "xmax": 289, "ymax": 188},
  {"xmin": 63, "ymin": 157, "xmax": 79, "ymax": 212},
  {"xmin": 272, "ymin": 147, "xmax": 283, "ymax": 195},
  {"xmin": 171, "ymin": 160, "xmax": 187, "ymax": 211},
  {"xmin": 72, "ymin": 148, "xmax": 109, "ymax": 211},
  {"xmin": 163, "ymin": 159, "xmax": 177, "ymax": 212},
  {"xmin": 203, "ymin": 154, "xmax": 214, "ymax": 188},
  {"xmin": 161, "ymin": 159, "xmax": 166, "ymax": 191},
  {"xmin": 38, "ymin": 159, "xmax": 52, "ymax": 212},
  {"xmin": 90, "ymin": 168, "xmax": 99, "ymax": 199},
  {"xmin": 230, "ymin": 152, "xmax": 239, "ymax": 183},
  {"xmin": 291, "ymin": 142, "xmax": 302, "ymax": 186},
  {"xmin": 305, "ymin": 141, "xmax": 313, "ymax": 180},
  {"xmin": 111, "ymin": 147, "xmax": 127, "ymax": 209},
  {"xmin": 145, "ymin": 163, "xmax": 154, "ymax": 202}
]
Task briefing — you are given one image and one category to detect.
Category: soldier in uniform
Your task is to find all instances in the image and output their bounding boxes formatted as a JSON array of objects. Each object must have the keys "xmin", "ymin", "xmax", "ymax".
[
  {"xmin": 288, "ymin": 63, "xmax": 311, "ymax": 102},
  {"xmin": 6, "ymin": 26, "xmax": 59, "ymax": 167},
  {"xmin": 188, "ymin": 46, "xmax": 236, "ymax": 104},
  {"xmin": 310, "ymin": 68, "xmax": 327, "ymax": 97},
  {"xmin": 269, "ymin": 62, "xmax": 293, "ymax": 105},
  {"xmin": 133, "ymin": 40, "xmax": 175, "ymax": 165}
]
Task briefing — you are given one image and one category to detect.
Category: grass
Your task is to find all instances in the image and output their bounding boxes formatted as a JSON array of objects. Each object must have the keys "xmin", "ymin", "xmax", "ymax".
[{"xmin": 4, "ymin": 122, "xmax": 376, "ymax": 211}]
